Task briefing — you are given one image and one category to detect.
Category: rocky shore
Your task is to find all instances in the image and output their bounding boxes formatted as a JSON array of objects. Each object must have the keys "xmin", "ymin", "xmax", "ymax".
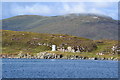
[{"xmin": 0, "ymin": 52, "xmax": 118, "ymax": 61}]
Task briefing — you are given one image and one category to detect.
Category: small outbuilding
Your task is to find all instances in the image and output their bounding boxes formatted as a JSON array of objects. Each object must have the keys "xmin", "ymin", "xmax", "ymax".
[{"xmin": 52, "ymin": 45, "xmax": 57, "ymax": 51}]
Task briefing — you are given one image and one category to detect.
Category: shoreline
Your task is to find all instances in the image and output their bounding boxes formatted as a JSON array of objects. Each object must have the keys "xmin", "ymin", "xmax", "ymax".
[
  {"xmin": 1, "ymin": 57, "xmax": 118, "ymax": 61},
  {"xmin": 1, "ymin": 52, "xmax": 119, "ymax": 61}
]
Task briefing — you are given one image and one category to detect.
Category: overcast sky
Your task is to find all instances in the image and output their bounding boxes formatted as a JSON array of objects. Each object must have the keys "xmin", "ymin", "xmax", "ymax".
[{"xmin": 2, "ymin": 2, "xmax": 118, "ymax": 20}]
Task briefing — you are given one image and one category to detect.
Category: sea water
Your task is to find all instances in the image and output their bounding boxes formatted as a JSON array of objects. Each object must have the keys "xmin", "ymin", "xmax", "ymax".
[{"xmin": 2, "ymin": 59, "xmax": 118, "ymax": 78}]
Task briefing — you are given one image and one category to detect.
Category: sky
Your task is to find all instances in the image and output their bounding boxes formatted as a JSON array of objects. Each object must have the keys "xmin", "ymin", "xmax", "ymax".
[{"xmin": 2, "ymin": 2, "xmax": 118, "ymax": 20}]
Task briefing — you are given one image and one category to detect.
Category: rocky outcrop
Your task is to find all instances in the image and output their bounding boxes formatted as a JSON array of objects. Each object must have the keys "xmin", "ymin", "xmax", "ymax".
[
  {"xmin": 35, "ymin": 52, "xmax": 118, "ymax": 60},
  {"xmin": 0, "ymin": 52, "xmax": 118, "ymax": 61},
  {"xmin": 36, "ymin": 52, "xmax": 63, "ymax": 59}
]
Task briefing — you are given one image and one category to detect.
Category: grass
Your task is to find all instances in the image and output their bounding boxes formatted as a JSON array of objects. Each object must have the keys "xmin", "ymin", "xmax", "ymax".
[
  {"xmin": 2, "ymin": 30, "xmax": 119, "ymax": 59},
  {"xmin": 2, "ymin": 30, "xmax": 95, "ymax": 54}
]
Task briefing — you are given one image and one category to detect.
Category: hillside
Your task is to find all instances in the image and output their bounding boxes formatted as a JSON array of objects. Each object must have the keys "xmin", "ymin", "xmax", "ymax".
[
  {"xmin": 1, "ymin": 30, "xmax": 119, "ymax": 59},
  {"xmin": 2, "ymin": 30, "xmax": 96, "ymax": 54},
  {"xmin": 1, "ymin": 13, "xmax": 118, "ymax": 40}
]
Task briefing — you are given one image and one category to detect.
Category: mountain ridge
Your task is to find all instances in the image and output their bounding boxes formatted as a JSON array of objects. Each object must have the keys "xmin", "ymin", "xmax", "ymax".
[{"xmin": 1, "ymin": 13, "xmax": 118, "ymax": 40}]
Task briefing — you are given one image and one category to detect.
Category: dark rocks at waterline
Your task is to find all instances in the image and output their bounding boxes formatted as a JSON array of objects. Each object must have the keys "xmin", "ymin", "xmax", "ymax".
[
  {"xmin": 35, "ymin": 52, "xmax": 118, "ymax": 60},
  {"xmin": 36, "ymin": 52, "xmax": 63, "ymax": 59},
  {"xmin": 0, "ymin": 52, "xmax": 118, "ymax": 61}
]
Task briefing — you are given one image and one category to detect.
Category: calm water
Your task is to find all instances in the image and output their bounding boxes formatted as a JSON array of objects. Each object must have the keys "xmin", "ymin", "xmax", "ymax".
[{"xmin": 2, "ymin": 59, "xmax": 118, "ymax": 78}]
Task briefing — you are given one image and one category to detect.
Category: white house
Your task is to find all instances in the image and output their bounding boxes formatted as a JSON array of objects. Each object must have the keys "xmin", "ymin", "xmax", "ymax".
[{"xmin": 52, "ymin": 45, "xmax": 57, "ymax": 51}]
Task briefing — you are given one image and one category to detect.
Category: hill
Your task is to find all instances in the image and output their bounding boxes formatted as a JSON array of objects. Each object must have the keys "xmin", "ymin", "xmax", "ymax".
[
  {"xmin": 2, "ymin": 30, "xmax": 96, "ymax": 54},
  {"xmin": 1, "ymin": 30, "xmax": 119, "ymax": 59},
  {"xmin": 1, "ymin": 13, "xmax": 118, "ymax": 40}
]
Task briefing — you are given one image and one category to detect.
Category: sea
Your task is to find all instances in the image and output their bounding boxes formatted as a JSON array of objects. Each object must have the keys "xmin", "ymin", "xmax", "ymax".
[{"xmin": 1, "ymin": 58, "xmax": 118, "ymax": 78}]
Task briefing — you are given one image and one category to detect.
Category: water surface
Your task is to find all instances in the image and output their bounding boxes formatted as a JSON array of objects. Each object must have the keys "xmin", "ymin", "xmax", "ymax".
[{"xmin": 2, "ymin": 59, "xmax": 118, "ymax": 78}]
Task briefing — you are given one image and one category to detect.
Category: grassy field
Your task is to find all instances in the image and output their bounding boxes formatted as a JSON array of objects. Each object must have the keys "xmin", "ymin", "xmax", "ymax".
[{"xmin": 2, "ymin": 30, "xmax": 119, "ymax": 59}]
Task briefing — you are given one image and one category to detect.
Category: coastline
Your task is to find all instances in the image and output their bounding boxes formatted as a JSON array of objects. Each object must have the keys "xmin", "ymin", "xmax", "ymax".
[
  {"xmin": 0, "ymin": 57, "xmax": 118, "ymax": 61},
  {"xmin": 1, "ymin": 51, "xmax": 119, "ymax": 61}
]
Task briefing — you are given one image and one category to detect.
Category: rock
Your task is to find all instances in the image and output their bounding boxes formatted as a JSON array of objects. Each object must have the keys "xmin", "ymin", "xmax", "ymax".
[{"xmin": 94, "ymin": 57, "xmax": 98, "ymax": 60}]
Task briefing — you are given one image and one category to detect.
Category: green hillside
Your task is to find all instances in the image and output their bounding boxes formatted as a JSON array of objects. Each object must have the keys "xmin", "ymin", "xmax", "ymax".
[
  {"xmin": 2, "ymin": 30, "xmax": 119, "ymax": 59},
  {"xmin": 1, "ymin": 15, "xmax": 49, "ymax": 31},
  {"xmin": 1, "ymin": 13, "xmax": 118, "ymax": 40},
  {"xmin": 2, "ymin": 30, "xmax": 95, "ymax": 54}
]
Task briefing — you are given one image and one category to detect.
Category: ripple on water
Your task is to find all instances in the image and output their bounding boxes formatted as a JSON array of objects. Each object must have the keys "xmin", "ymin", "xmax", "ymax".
[{"xmin": 2, "ymin": 59, "xmax": 118, "ymax": 78}]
